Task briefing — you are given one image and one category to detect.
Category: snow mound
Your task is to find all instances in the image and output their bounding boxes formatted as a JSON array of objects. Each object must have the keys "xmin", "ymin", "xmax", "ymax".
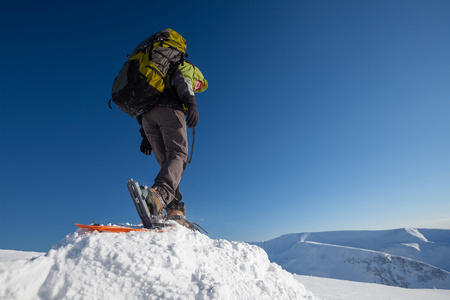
[{"xmin": 0, "ymin": 226, "xmax": 317, "ymax": 300}]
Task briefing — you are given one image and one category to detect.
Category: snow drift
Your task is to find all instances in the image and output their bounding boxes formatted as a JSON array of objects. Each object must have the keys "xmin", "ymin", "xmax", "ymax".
[
  {"xmin": 0, "ymin": 226, "xmax": 317, "ymax": 300},
  {"xmin": 253, "ymin": 228, "xmax": 450, "ymax": 289}
]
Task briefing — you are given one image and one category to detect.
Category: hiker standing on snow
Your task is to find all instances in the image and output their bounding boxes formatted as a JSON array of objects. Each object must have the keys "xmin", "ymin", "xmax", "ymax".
[{"xmin": 137, "ymin": 61, "xmax": 208, "ymax": 228}]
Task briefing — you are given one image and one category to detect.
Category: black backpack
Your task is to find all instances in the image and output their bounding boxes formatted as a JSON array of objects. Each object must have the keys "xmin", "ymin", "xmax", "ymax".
[{"xmin": 111, "ymin": 28, "xmax": 187, "ymax": 117}]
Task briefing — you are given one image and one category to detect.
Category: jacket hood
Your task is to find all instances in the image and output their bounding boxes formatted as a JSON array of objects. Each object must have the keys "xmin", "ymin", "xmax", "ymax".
[{"xmin": 193, "ymin": 66, "xmax": 208, "ymax": 93}]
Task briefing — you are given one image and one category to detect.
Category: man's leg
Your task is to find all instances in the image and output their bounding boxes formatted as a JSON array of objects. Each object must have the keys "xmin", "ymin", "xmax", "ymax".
[{"xmin": 141, "ymin": 107, "xmax": 188, "ymax": 205}]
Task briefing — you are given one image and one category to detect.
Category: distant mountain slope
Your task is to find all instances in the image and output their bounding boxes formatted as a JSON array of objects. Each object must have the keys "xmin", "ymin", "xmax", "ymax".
[
  {"xmin": 252, "ymin": 228, "xmax": 450, "ymax": 289},
  {"xmin": 0, "ymin": 250, "xmax": 44, "ymax": 262}
]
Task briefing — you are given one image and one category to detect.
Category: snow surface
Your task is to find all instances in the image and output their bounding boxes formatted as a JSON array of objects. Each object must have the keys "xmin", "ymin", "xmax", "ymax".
[
  {"xmin": 297, "ymin": 275, "xmax": 450, "ymax": 300},
  {"xmin": 0, "ymin": 226, "xmax": 317, "ymax": 300},
  {"xmin": 0, "ymin": 250, "xmax": 44, "ymax": 262},
  {"xmin": 252, "ymin": 228, "xmax": 450, "ymax": 289}
]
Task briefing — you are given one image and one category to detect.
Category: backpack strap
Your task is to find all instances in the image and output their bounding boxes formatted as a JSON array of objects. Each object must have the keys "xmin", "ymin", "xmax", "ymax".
[{"xmin": 188, "ymin": 127, "xmax": 195, "ymax": 164}]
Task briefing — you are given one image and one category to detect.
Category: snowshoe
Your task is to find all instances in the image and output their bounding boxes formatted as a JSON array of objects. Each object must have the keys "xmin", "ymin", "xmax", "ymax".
[{"xmin": 127, "ymin": 179, "xmax": 170, "ymax": 229}]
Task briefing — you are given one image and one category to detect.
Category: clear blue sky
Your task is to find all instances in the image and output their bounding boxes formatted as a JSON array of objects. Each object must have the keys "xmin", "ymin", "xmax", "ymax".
[{"xmin": 1, "ymin": 0, "xmax": 449, "ymax": 252}]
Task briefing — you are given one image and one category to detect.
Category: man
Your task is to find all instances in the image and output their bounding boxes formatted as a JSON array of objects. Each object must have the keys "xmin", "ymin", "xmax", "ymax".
[{"xmin": 137, "ymin": 61, "xmax": 208, "ymax": 228}]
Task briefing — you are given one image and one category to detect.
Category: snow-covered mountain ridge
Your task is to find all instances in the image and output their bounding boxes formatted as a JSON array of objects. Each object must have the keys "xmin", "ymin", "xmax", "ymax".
[{"xmin": 251, "ymin": 228, "xmax": 450, "ymax": 289}]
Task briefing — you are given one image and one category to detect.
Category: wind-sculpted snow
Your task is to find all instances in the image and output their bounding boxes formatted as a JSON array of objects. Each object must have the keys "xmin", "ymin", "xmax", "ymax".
[
  {"xmin": 0, "ymin": 226, "xmax": 317, "ymax": 300},
  {"xmin": 252, "ymin": 228, "xmax": 450, "ymax": 289}
]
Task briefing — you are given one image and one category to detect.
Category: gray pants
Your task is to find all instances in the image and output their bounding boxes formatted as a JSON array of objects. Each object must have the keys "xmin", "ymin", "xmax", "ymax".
[{"xmin": 141, "ymin": 107, "xmax": 188, "ymax": 205}]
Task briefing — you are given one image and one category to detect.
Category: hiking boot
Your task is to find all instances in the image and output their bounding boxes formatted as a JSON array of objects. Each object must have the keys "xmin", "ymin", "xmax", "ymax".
[
  {"xmin": 166, "ymin": 207, "xmax": 189, "ymax": 227},
  {"xmin": 166, "ymin": 213, "xmax": 192, "ymax": 229},
  {"xmin": 165, "ymin": 209, "xmax": 207, "ymax": 233},
  {"xmin": 144, "ymin": 188, "xmax": 165, "ymax": 219},
  {"xmin": 166, "ymin": 208, "xmax": 186, "ymax": 227},
  {"xmin": 166, "ymin": 209, "xmax": 186, "ymax": 218},
  {"xmin": 165, "ymin": 201, "xmax": 185, "ymax": 218}
]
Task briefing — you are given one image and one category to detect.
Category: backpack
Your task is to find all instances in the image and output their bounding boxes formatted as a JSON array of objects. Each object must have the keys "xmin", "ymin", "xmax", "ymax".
[{"xmin": 111, "ymin": 28, "xmax": 187, "ymax": 117}]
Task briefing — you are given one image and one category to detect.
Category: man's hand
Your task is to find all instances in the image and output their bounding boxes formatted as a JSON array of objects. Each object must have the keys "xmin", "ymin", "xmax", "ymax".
[
  {"xmin": 186, "ymin": 105, "xmax": 199, "ymax": 128},
  {"xmin": 139, "ymin": 128, "xmax": 152, "ymax": 155},
  {"xmin": 140, "ymin": 139, "xmax": 152, "ymax": 155}
]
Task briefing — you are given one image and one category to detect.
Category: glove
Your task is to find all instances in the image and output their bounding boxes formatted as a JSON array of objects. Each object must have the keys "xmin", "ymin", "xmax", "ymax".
[
  {"xmin": 139, "ymin": 128, "xmax": 152, "ymax": 155},
  {"xmin": 140, "ymin": 139, "xmax": 152, "ymax": 155},
  {"xmin": 186, "ymin": 105, "xmax": 199, "ymax": 128}
]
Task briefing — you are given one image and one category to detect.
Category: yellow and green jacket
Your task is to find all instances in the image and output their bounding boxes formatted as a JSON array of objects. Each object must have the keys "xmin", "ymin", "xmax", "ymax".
[
  {"xmin": 177, "ymin": 61, "xmax": 208, "ymax": 93},
  {"xmin": 150, "ymin": 61, "xmax": 208, "ymax": 114}
]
